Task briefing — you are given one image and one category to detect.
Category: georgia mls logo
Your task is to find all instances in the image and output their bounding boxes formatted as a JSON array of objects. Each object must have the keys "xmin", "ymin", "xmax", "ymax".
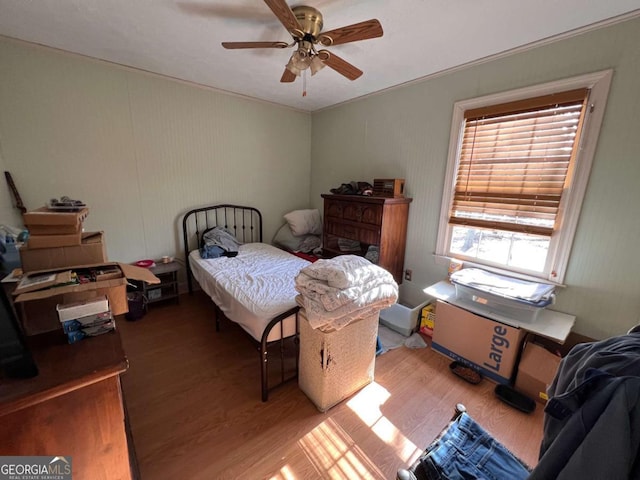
[
  {"xmin": 0, "ymin": 455, "xmax": 72, "ymax": 479},
  {"xmin": 49, "ymin": 457, "xmax": 71, "ymax": 474}
]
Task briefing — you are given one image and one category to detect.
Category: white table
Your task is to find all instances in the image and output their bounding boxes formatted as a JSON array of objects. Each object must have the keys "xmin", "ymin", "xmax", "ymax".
[{"xmin": 424, "ymin": 281, "xmax": 575, "ymax": 344}]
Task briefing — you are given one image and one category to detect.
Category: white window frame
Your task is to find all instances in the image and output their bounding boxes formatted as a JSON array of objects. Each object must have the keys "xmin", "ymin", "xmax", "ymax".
[{"xmin": 436, "ymin": 70, "xmax": 613, "ymax": 284}]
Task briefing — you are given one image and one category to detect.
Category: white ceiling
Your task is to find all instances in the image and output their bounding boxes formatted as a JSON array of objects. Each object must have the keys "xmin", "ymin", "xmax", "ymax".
[{"xmin": 1, "ymin": 1, "xmax": 640, "ymax": 112}]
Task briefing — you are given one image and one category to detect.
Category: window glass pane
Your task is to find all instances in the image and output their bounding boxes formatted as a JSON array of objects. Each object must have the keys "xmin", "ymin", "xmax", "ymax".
[
  {"xmin": 476, "ymin": 230, "xmax": 511, "ymax": 265},
  {"xmin": 450, "ymin": 225, "xmax": 479, "ymax": 258},
  {"xmin": 509, "ymin": 235, "xmax": 549, "ymax": 272},
  {"xmin": 450, "ymin": 225, "xmax": 549, "ymax": 273}
]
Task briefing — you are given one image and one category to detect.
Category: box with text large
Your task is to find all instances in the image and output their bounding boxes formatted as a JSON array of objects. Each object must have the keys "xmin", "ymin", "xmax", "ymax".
[{"xmin": 432, "ymin": 300, "xmax": 526, "ymax": 384}]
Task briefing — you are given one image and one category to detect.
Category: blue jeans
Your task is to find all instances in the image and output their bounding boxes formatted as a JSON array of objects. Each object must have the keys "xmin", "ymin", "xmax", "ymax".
[{"xmin": 413, "ymin": 413, "xmax": 530, "ymax": 480}]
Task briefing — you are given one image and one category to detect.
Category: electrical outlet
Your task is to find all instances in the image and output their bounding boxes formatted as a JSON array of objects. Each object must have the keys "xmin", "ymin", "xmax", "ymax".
[{"xmin": 404, "ymin": 269, "xmax": 412, "ymax": 281}]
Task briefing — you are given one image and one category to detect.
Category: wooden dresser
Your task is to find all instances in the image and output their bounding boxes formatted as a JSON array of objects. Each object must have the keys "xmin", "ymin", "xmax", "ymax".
[
  {"xmin": 321, "ymin": 193, "xmax": 412, "ymax": 283},
  {"xmin": 0, "ymin": 330, "xmax": 136, "ymax": 480}
]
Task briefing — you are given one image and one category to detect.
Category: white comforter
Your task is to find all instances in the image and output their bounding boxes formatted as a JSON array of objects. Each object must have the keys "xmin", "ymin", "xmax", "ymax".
[
  {"xmin": 295, "ymin": 255, "xmax": 398, "ymax": 331},
  {"xmin": 189, "ymin": 243, "xmax": 310, "ymax": 341}
]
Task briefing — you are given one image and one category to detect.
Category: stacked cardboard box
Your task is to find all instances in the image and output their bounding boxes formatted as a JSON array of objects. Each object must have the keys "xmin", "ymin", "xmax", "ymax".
[
  {"xmin": 57, "ymin": 296, "xmax": 115, "ymax": 344},
  {"xmin": 22, "ymin": 207, "xmax": 89, "ymax": 250},
  {"xmin": 19, "ymin": 231, "xmax": 107, "ymax": 273},
  {"xmin": 20, "ymin": 207, "xmax": 108, "ymax": 273}
]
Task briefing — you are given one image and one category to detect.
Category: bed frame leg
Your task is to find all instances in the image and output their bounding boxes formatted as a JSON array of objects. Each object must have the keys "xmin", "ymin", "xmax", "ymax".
[
  {"xmin": 295, "ymin": 312, "xmax": 300, "ymax": 379},
  {"xmin": 279, "ymin": 318, "xmax": 285, "ymax": 384},
  {"xmin": 261, "ymin": 347, "xmax": 269, "ymax": 402},
  {"xmin": 259, "ymin": 306, "xmax": 300, "ymax": 402},
  {"xmin": 214, "ymin": 305, "xmax": 221, "ymax": 332}
]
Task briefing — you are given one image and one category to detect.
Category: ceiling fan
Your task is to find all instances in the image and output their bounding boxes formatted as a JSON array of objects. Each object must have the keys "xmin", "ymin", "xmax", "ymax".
[{"xmin": 222, "ymin": 0, "xmax": 383, "ymax": 83}]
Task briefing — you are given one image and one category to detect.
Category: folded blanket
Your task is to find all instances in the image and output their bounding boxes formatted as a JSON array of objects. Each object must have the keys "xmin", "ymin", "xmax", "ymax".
[
  {"xmin": 296, "ymin": 282, "xmax": 398, "ymax": 331},
  {"xmin": 299, "ymin": 255, "xmax": 390, "ymax": 289},
  {"xmin": 295, "ymin": 255, "xmax": 399, "ymax": 331},
  {"xmin": 296, "ymin": 270, "xmax": 394, "ymax": 312},
  {"xmin": 450, "ymin": 267, "xmax": 555, "ymax": 304}
]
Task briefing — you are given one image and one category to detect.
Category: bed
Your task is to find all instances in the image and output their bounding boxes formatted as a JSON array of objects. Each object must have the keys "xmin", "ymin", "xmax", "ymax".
[{"xmin": 182, "ymin": 204, "xmax": 311, "ymax": 401}]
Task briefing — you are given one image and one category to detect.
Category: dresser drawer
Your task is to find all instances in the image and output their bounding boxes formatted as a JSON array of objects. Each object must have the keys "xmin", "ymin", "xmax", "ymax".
[
  {"xmin": 325, "ymin": 221, "xmax": 380, "ymax": 244},
  {"xmin": 325, "ymin": 200, "xmax": 383, "ymax": 226}
]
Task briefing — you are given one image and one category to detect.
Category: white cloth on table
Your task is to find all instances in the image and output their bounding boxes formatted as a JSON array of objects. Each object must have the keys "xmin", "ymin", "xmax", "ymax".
[{"xmin": 295, "ymin": 255, "xmax": 398, "ymax": 332}]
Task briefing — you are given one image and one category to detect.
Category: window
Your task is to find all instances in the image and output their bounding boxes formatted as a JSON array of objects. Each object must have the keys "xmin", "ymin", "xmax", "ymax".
[{"xmin": 436, "ymin": 70, "xmax": 612, "ymax": 284}]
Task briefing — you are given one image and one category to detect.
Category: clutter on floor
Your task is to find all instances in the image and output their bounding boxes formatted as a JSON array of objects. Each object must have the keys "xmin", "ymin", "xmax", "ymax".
[
  {"xmin": 494, "ymin": 384, "xmax": 536, "ymax": 413},
  {"xmin": 449, "ymin": 361, "xmax": 483, "ymax": 385}
]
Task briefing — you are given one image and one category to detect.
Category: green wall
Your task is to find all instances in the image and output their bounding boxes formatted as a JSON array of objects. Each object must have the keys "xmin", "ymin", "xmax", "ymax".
[
  {"xmin": 310, "ymin": 16, "xmax": 640, "ymax": 339},
  {"xmin": 0, "ymin": 38, "xmax": 311, "ymax": 265}
]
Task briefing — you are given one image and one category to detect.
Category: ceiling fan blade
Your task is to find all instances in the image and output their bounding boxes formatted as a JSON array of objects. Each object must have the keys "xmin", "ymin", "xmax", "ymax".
[
  {"xmin": 317, "ymin": 50, "xmax": 362, "ymax": 81},
  {"xmin": 280, "ymin": 68, "xmax": 297, "ymax": 83},
  {"xmin": 318, "ymin": 19, "xmax": 383, "ymax": 46},
  {"xmin": 222, "ymin": 41, "xmax": 289, "ymax": 49},
  {"xmin": 263, "ymin": 0, "xmax": 303, "ymax": 35}
]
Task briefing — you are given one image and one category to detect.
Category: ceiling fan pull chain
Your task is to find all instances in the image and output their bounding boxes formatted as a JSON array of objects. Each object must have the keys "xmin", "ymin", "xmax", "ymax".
[{"xmin": 302, "ymin": 69, "xmax": 307, "ymax": 97}]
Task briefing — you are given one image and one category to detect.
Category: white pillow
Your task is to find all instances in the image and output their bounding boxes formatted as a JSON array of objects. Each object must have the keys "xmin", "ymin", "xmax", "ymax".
[{"xmin": 283, "ymin": 209, "xmax": 322, "ymax": 236}]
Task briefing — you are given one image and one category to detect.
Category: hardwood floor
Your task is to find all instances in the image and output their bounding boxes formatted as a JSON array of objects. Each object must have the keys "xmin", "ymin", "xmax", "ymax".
[{"xmin": 119, "ymin": 291, "xmax": 544, "ymax": 480}]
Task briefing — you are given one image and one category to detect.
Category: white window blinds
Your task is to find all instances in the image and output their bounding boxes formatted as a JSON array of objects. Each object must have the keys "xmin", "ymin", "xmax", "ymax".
[{"xmin": 449, "ymin": 88, "xmax": 589, "ymax": 237}]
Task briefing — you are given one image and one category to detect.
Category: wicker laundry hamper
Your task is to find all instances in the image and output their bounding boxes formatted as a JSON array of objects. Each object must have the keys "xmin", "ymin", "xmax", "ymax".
[{"xmin": 298, "ymin": 309, "xmax": 379, "ymax": 412}]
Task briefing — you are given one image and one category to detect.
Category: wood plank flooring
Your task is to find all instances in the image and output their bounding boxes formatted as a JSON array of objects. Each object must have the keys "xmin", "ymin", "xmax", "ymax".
[{"xmin": 119, "ymin": 291, "xmax": 544, "ymax": 480}]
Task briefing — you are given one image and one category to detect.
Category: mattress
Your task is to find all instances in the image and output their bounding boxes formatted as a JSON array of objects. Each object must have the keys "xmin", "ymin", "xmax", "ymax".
[{"xmin": 189, "ymin": 243, "xmax": 311, "ymax": 342}]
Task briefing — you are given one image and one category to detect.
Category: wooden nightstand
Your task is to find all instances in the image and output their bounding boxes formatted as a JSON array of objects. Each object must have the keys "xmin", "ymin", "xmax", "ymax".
[{"xmin": 139, "ymin": 261, "xmax": 180, "ymax": 309}]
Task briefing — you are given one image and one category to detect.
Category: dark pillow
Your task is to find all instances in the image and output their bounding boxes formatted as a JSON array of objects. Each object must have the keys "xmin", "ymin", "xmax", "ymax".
[{"xmin": 272, "ymin": 223, "xmax": 320, "ymax": 253}]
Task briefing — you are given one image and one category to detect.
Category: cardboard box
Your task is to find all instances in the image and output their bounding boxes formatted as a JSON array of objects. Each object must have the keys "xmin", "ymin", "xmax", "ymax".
[
  {"xmin": 19, "ymin": 232, "xmax": 107, "ymax": 272},
  {"xmin": 27, "ymin": 232, "xmax": 83, "ymax": 249},
  {"xmin": 27, "ymin": 223, "xmax": 82, "ymax": 235},
  {"xmin": 13, "ymin": 270, "xmax": 74, "ymax": 295},
  {"xmin": 298, "ymin": 310, "xmax": 379, "ymax": 412},
  {"xmin": 515, "ymin": 341, "xmax": 561, "ymax": 403},
  {"xmin": 23, "ymin": 207, "xmax": 89, "ymax": 228},
  {"xmin": 13, "ymin": 262, "xmax": 159, "ymax": 336},
  {"xmin": 432, "ymin": 300, "xmax": 526, "ymax": 384}
]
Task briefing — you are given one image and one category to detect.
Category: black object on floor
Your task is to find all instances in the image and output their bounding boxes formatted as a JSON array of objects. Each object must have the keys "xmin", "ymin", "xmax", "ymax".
[
  {"xmin": 449, "ymin": 361, "xmax": 483, "ymax": 384},
  {"xmin": 495, "ymin": 384, "xmax": 536, "ymax": 413},
  {"xmin": 125, "ymin": 292, "xmax": 146, "ymax": 321}
]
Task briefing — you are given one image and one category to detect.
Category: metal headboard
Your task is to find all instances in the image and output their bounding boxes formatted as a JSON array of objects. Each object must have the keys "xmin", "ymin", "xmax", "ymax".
[{"xmin": 182, "ymin": 204, "xmax": 262, "ymax": 293}]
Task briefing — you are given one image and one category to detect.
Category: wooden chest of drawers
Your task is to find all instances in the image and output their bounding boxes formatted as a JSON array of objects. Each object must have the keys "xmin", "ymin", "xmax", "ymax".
[{"xmin": 321, "ymin": 194, "xmax": 412, "ymax": 283}]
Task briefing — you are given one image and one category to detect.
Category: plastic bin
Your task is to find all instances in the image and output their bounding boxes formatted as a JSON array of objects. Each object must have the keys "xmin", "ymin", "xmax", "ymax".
[
  {"xmin": 379, "ymin": 298, "xmax": 430, "ymax": 336},
  {"xmin": 453, "ymin": 283, "xmax": 548, "ymax": 322},
  {"xmin": 450, "ymin": 268, "xmax": 554, "ymax": 323}
]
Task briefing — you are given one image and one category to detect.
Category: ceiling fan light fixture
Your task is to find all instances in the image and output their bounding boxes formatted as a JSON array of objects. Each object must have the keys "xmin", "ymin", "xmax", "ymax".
[
  {"xmin": 285, "ymin": 57, "xmax": 302, "ymax": 76},
  {"xmin": 291, "ymin": 48, "xmax": 311, "ymax": 69},
  {"xmin": 286, "ymin": 43, "xmax": 314, "ymax": 76},
  {"xmin": 310, "ymin": 55, "xmax": 326, "ymax": 76}
]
